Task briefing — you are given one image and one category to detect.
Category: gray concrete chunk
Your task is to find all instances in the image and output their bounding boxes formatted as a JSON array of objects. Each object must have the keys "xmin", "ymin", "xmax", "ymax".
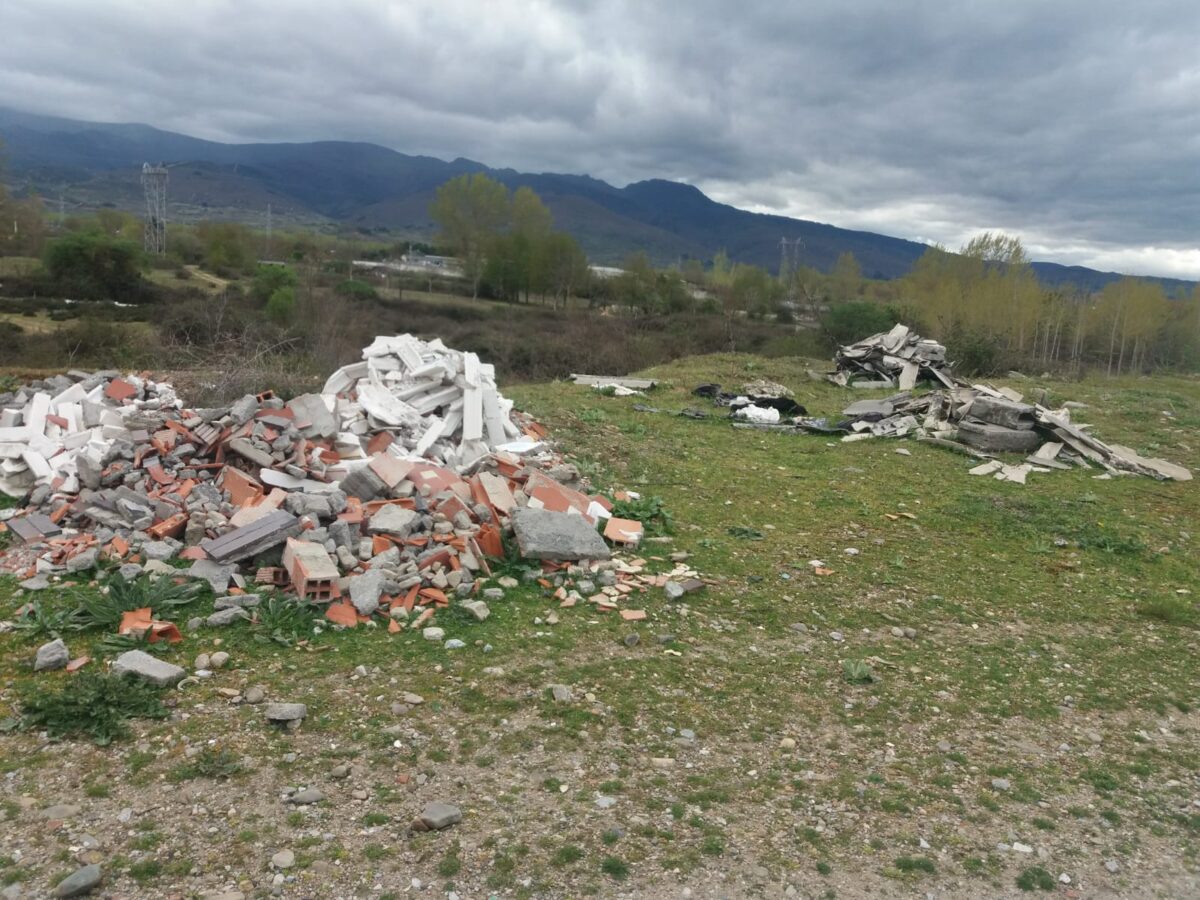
[
  {"xmin": 207, "ymin": 607, "xmax": 251, "ymax": 627},
  {"xmin": 189, "ymin": 559, "xmax": 237, "ymax": 595},
  {"xmin": 214, "ymin": 593, "xmax": 261, "ymax": 610},
  {"xmin": 367, "ymin": 505, "xmax": 419, "ymax": 537},
  {"xmin": 34, "ymin": 638, "xmax": 69, "ymax": 672},
  {"xmin": 112, "ymin": 650, "xmax": 186, "ymax": 686},
  {"xmin": 348, "ymin": 568, "xmax": 385, "ymax": 615},
  {"xmin": 511, "ymin": 508, "xmax": 611, "ymax": 561}
]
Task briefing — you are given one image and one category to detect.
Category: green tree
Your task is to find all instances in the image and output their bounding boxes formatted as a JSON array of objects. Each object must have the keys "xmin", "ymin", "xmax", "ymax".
[
  {"xmin": 43, "ymin": 231, "xmax": 146, "ymax": 300},
  {"xmin": 533, "ymin": 232, "xmax": 589, "ymax": 309},
  {"xmin": 830, "ymin": 251, "xmax": 863, "ymax": 300},
  {"xmin": 429, "ymin": 173, "xmax": 511, "ymax": 298},
  {"xmin": 266, "ymin": 286, "xmax": 296, "ymax": 323},
  {"xmin": 249, "ymin": 264, "xmax": 297, "ymax": 305},
  {"xmin": 511, "ymin": 186, "xmax": 553, "ymax": 239},
  {"xmin": 196, "ymin": 222, "xmax": 254, "ymax": 274}
]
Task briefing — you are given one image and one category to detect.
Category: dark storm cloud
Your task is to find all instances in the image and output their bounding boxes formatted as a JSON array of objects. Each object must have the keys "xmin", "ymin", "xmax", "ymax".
[{"xmin": 1, "ymin": 0, "xmax": 1198, "ymax": 276}]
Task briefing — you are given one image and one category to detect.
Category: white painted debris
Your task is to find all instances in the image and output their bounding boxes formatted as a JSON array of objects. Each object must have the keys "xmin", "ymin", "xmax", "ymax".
[{"xmin": 734, "ymin": 405, "xmax": 781, "ymax": 424}]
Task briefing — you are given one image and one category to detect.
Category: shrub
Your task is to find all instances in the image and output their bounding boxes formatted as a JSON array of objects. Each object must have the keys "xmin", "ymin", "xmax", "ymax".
[
  {"xmin": 266, "ymin": 286, "xmax": 296, "ymax": 323},
  {"xmin": 334, "ymin": 279, "xmax": 378, "ymax": 301},
  {"xmin": 14, "ymin": 672, "xmax": 169, "ymax": 745},
  {"xmin": 43, "ymin": 231, "xmax": 146, "ymax": 301},
  {"xmin": 820, "ymin": 301, "xmax": 900, "ymax": 346}
]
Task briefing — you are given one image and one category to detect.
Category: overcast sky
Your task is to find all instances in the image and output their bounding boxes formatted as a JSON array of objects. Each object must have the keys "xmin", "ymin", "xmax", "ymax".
[{"xmin": 2, "ymin": 0, "xmax": 1198, "ymax": 278}]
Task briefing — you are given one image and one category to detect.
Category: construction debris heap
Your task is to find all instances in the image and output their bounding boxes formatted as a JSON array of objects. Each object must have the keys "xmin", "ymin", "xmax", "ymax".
[
  {"xmin": 725, "ymin": 323, "xmax": 1191, "ymax": 484},
  {"xmin": 0, "ymin": 336, "xmax": 683, "ymax": 626}
]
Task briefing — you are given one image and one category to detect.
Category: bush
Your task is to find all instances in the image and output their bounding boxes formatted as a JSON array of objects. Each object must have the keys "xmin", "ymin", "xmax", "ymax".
[
  {"xmin": 334, "ymin": 279, "xmax": 378, "ymax": 301},
  {"xmin": 14, "ymin": 672, "xmax": 169, "ymax": 745},
  {"xmin": 43, "ymin": 231, "xmax": 147, "ymax": 301},
  {"xmin": 250, "ymin": 264, "xmax": 297, "ymax": 305},
  {"xmin": 820, "ymin": 301, "xmax": 900, "ymax": 346},
  {"xmin": 266, "ymin": 286, "xmax": 296, "ymax": 323}
]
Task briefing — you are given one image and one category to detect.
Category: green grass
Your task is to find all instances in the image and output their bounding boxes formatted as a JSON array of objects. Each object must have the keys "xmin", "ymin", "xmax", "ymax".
[{"xmin": 0, "ymin": 353, "xmax": 1198, "ymax": 893}]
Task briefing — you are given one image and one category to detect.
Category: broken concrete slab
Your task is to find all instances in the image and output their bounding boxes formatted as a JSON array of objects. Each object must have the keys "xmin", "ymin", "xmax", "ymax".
[
  {"xmin": 968, "ymin": 396, "xmax": 1036, "ymax": 430},
  {"xmin": 511, "ymin": 508, "xmax": 611, "ymax": 561},
  {"xmin": 200, "ymin": 509, "xmax": 298, "ymax": 563},
  {"xmin": 207, "ymin": 607, "xmax": 251, "ymax": 627},
  {"xmin": 111, "ymin": 650, "xmax": 186, "ymax": 686},
  {"xmin": 189, "ymin": 559, "xmax": 238, "ymax": 595},
  {"xmin": 956, "ymin": 420, "xmax": 1043, "ymax": 454}
]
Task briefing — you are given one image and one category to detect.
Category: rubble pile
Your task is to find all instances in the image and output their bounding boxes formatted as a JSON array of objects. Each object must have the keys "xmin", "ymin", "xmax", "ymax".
[
  {"xmin": 712, "ymin": 325, "xmax": 1192, "ymax": 484},
  {"xmin": 0, "ymin": 336, "xmax": 700, "ymax": 639},
  {"xmin": 828, "ymin": 323, "xmax": 956, "ymax": 390},
  {"xmin": 818, "ymin": 382, "xmax": 1191, "ymax": 482}
]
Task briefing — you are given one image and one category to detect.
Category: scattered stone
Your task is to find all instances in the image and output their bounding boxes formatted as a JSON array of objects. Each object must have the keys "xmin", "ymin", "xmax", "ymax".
[
  {"xmin": 209, "ymin": 651, "xmax": 230, "ymax": 669},
  {"xmin": 459, "ymin": 600, "xmax": 490, "ymax": 621},
  {"xmin": 422, "ymin": 627, "xmax": 445, "ymax": 642},
  {"xmin": 51, "ymin": 864, "xmax": 102, "ymax": 897},
  {"xmin": 412, "ymin": 802, "xmax": 462, "ymax": 831},
  {"xmin": 330, "ymin": 764, "xmax": 351, "ymax": 779},
  {"xmin": 780, "ymin": 737, "xmax": 796, "ymax": 751},
  {"xmin": 285, "ymin": 788, "xmax": 324, "ymax": 805},
  {"xmin": 549, "ymin": 684, "xmax": 573, "ymax": 703},
  {"xmin": 1104, "ymin": 859, "xmax": 1120, "ymax": 874},
  {"xmin": 264, "ymin": 702, "xmax": 307, "ymax": 724},
  {"xmin": 991, "ymin": 778, "xmax": 1011, "ymax": 792},
  {"xmin": 664, "ymin": 581, "xmax": 686, "ymax": 600},
  {"xmin": 444, "ymin": 638, "xmax": 466, "ymax": 649},
  {"xmin": 34, "ymin": 638, "xmax": 69, "ymax": 672},
  {"xmin": 40, "ymin": 803, "xmax": 82, "ymax": 820},
  {"xmin": 623, "ymin": 633, "xmax": 640, "ymax": 647},
  {"xmin": 244, "ymin": 685, "xmax": 266, "ymax": 704},
  {"xmin": 271, "ymin": 850, "xmax": 295, "ymax": 870}
]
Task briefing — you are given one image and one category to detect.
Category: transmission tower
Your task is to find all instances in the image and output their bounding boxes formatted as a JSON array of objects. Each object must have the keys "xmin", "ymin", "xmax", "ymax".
[
  {"xmin": 141, "ymin": 162, "xmax": 169, "ymax": 255},
  {"xmin": 778, "ymin": 237, "xmax": 803, "ymax": 279}
]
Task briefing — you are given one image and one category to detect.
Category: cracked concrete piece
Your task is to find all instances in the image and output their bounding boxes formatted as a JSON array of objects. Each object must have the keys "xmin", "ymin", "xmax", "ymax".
[
  {"xmin": 111, "ymin": 650, "xmax": 186, "ymax": 686},
  {"xmin": 511, "ymin": 508, "xmax": 611, "ymax": 561}
]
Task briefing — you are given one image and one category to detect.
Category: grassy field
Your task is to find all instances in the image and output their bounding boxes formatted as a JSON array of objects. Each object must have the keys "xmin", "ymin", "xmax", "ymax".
[{"xmin": 0, "ymin": 355, "xmax": 1197, "ymax": 898}]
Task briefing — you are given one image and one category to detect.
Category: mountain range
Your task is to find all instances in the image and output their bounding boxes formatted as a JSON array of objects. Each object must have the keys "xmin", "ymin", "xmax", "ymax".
[{"xmin": 1, "ymin": 106, "xmax": 1193, "ymax": 293}]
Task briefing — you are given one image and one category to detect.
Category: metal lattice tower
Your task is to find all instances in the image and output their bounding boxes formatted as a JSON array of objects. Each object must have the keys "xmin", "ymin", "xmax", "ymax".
[{"xmin": 141, "ymin": 162, "xmax": 169, "ymax": 255}]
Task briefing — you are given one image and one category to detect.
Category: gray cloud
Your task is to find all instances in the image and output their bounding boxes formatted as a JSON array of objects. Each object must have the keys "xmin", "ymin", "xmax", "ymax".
[{"xmin": 1, "ymin": 0, "xmax": 1198, "ymax": 277}]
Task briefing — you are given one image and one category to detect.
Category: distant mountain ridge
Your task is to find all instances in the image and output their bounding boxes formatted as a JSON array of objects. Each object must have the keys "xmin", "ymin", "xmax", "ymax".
[{"xmin": 1, "ymin": 106, "xmax": 1194, "ymax": 293}]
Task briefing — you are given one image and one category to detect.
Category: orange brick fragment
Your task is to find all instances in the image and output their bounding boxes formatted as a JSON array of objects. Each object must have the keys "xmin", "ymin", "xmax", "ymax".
[
  {"xmin": 104, "ymin": 378, "xmax": 137, "ymax": 401},
  {"xmin": 388, "ymin": 619, "xmax": 401, "ymax": 633},
  {"xmin": 325, "ymin": 600, "xmax": 359, "ymax": 628},
  {"xmin": 148, "ymin": 512, "xmax": 188, "ymax": 539},
  {"xmin": 619, "ymin": 609, "xmax": 647, "ymax": 621}
]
